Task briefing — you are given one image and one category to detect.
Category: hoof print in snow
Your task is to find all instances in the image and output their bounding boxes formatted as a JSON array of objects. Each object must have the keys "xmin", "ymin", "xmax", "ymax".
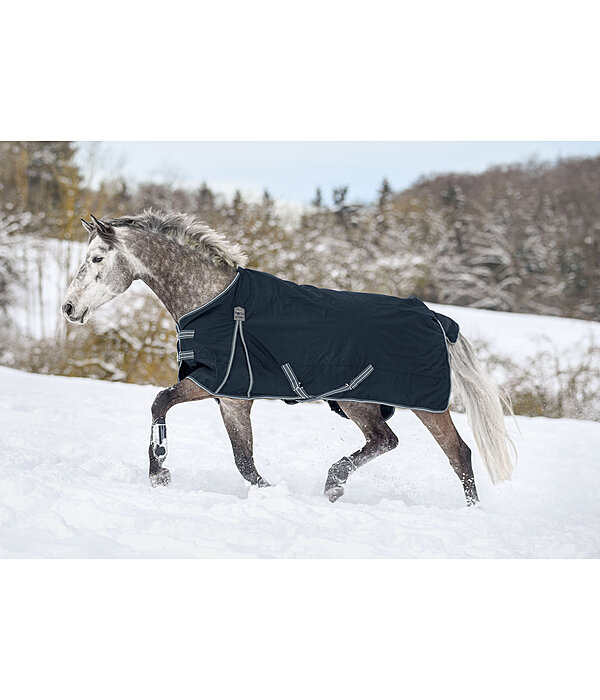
[
  {"xmin": 149, "ymin": 468, "xmax": 171, "ymax": 488},
  {"xmin": 325, "ymin": 486, "xmax": 344, "ymax": 503}
]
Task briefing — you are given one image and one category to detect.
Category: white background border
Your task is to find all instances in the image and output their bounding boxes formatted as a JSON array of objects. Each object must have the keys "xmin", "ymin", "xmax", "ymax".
[
  {"xmin": 2, "ymin": 1, "xmax": 599, "ymax": 140},
  {"xmin": 2, "ymin": 1, "xmax": 598, "ymax": 697}
]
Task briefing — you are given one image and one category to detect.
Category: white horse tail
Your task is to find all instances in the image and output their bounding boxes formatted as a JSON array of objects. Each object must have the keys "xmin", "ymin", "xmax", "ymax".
[{"xmin": 447, "ymin": 334, "xmax": 516, "ymax": 484}]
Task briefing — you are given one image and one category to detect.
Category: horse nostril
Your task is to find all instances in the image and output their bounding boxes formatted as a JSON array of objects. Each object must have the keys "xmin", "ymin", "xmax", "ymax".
[{"xmin": 63, "ymin": 302, "xmax": 74, "ymax": 317}]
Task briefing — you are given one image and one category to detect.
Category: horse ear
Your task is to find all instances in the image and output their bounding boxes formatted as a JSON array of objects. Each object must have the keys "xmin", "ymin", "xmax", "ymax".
[
  {"xmin": 81, "ymin": 218, "xmax": 94, "ymax": 234},
  {"xmin": 90, "ymin": 213, "xmax": 109, "ymax": 233},
  {"xmin": 89, "ymin": 213, "xmax": 117, "ymax": 247}
]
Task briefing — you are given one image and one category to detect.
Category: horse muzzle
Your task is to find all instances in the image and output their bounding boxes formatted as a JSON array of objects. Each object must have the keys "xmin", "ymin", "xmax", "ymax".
[{"xmin": 62, "ymin": 302, "xmax": 90, "ymax": 324}]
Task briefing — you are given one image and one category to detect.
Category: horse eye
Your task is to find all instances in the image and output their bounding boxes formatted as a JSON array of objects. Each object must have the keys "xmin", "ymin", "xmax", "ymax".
[{"xmin": 92, "ymin": 256, "xmax": 104, "ymax": 263}]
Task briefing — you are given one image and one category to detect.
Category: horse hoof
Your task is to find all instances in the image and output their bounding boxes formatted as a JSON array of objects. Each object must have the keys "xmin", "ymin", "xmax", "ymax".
[
  {"xmin": 325, "ymin": 486, "xmax": 344, "ymax": 503},
  {"xmin": 257, "ymin": 477, "xmax": 271, "ymax": 488},
  {"xmin": 149, "ymin": 467, "xmax": 171, "ymax": 488}
]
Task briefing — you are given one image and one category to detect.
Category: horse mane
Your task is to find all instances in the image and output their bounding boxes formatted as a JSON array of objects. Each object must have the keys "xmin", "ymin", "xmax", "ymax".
[{"xmin": 109, "ymin": 209, "xmax": 248, "ymax": 268}]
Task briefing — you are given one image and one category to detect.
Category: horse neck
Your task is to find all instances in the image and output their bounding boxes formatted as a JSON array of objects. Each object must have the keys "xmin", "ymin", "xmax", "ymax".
[{"xmin": 125, "ymin": 230, "xmax": 238, "ymax": 322}]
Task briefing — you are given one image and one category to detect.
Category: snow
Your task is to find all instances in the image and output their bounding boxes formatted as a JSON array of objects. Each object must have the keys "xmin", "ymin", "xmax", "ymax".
[
  {"xmin": 427, "ymin": 301, "xmax": 600, "ymax": 360},
  {"xmin": 1, "ymin": 366, "xmax": 598, "ymax": 558}
]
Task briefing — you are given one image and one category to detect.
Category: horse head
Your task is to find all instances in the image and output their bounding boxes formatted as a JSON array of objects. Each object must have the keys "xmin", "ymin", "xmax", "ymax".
[{"xmin": 61, "ymin": 215, "xmax": 135, "ymax": 324}]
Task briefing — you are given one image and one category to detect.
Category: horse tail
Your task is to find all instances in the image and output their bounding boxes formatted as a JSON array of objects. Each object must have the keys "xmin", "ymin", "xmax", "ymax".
[{"xmin": 447, "ymin": 333, "xmax": 516, "ymax": 484}]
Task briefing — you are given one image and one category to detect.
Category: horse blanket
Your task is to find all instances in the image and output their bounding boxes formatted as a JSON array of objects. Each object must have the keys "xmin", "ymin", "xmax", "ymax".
[{"xmin": 176, "ymin": 267, "xmax": 459, "ymax": 416}]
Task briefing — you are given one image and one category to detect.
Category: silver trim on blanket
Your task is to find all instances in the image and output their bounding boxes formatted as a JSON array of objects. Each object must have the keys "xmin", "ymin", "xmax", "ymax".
[{"xmin": 177, "ymin": 272, "xmax": 241, "ymax": 326}]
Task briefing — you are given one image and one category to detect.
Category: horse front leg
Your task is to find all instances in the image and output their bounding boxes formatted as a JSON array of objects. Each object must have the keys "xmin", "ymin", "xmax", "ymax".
[
  {"xmin": 218, "ymin": 398, "xmax": 270, "ymax": 487},
  {"xmin": 149, "ymin": 378, "xmax": 211, "ymax": 487}
]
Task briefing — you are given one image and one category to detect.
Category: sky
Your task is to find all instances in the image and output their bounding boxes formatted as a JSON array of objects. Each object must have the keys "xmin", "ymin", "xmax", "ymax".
[{"xmin": 78, "ymin": 141, "xmax": 600, "ymax": 205}]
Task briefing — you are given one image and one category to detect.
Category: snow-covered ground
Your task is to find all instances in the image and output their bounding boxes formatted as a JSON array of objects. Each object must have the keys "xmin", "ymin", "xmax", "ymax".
[
  {"xmin": 1, "ymin": 366, "xmax": 598, "ymax": 558},
  {"xmin": 427, "ymin": 301, "xmax": 600, "ymax": 361}
]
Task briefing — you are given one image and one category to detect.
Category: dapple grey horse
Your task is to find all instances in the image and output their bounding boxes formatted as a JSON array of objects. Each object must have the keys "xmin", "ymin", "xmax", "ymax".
[{"xmin": 62, "ymin": 211, "xmax": 515, "ymax": 504}]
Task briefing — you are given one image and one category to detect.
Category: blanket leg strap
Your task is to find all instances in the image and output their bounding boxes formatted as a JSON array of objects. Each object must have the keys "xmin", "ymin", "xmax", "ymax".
[
  {"xmin": 215, "ymin": 318, "xmax": 241, "ymax": 394},
  {"xmin": 215, "ymin": 307, "xmax": 254, "ymax": 397},
  {"xmin": 237, "ymin": 310, "xmax": 254, "ymax": 397}
]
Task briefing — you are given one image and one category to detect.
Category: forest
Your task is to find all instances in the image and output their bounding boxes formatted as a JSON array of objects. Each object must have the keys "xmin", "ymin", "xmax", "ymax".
[{"xmin": 0, "ymin": 141, "xmax": 598, "ymax": 418}]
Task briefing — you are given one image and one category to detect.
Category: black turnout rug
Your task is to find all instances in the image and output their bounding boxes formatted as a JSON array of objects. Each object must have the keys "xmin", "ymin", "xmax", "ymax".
[{"xmin": 176, "ymin": 267, "xmax": 459, "ymax": 420}]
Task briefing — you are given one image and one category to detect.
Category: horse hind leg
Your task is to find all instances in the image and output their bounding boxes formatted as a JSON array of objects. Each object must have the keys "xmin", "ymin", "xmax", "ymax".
[
  {"xmin": 324, "ymin": 402, "xmax": 399, "ymax": 502},
  {"xmin": 412, "ymin": 408, "xmax": 479, "ymax": 506}
]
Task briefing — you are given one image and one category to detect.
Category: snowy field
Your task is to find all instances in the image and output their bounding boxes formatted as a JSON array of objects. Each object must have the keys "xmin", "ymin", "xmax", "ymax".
[
  {"xmin": 428, "ymin": 301, "xmax": 600, "ymax": 361},
  {"xmin": 1, "ymin": 366, "xmax": 598, "ymax": 558}
]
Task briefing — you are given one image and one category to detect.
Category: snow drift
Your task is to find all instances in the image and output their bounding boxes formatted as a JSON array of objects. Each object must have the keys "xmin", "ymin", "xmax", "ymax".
[{"xmin": 1, "ymin": 367, "xmax": 598, "ymax": 558}]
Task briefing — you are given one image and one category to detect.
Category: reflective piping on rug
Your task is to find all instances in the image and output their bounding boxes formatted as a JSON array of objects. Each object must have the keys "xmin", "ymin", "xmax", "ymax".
[
  {"xmin": 185, "ymin": 374, "xmax": 449, "ymax": 413},
  {"xmin": 433, "ymin": 316, "xmax": 454, "ymax": 412},
  {"xmin": 178, "ymin": 272, "xmax": 241, "ymax": 326}
]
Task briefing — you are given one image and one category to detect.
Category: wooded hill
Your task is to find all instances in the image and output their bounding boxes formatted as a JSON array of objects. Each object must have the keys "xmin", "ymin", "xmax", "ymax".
[
  {"xmin": 1, "ymin": 142, "xmax": 598, "ymax": 321},
  {"xmin": 0, "ymin": 143, "xmax": 598, "ymax": 418}
]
